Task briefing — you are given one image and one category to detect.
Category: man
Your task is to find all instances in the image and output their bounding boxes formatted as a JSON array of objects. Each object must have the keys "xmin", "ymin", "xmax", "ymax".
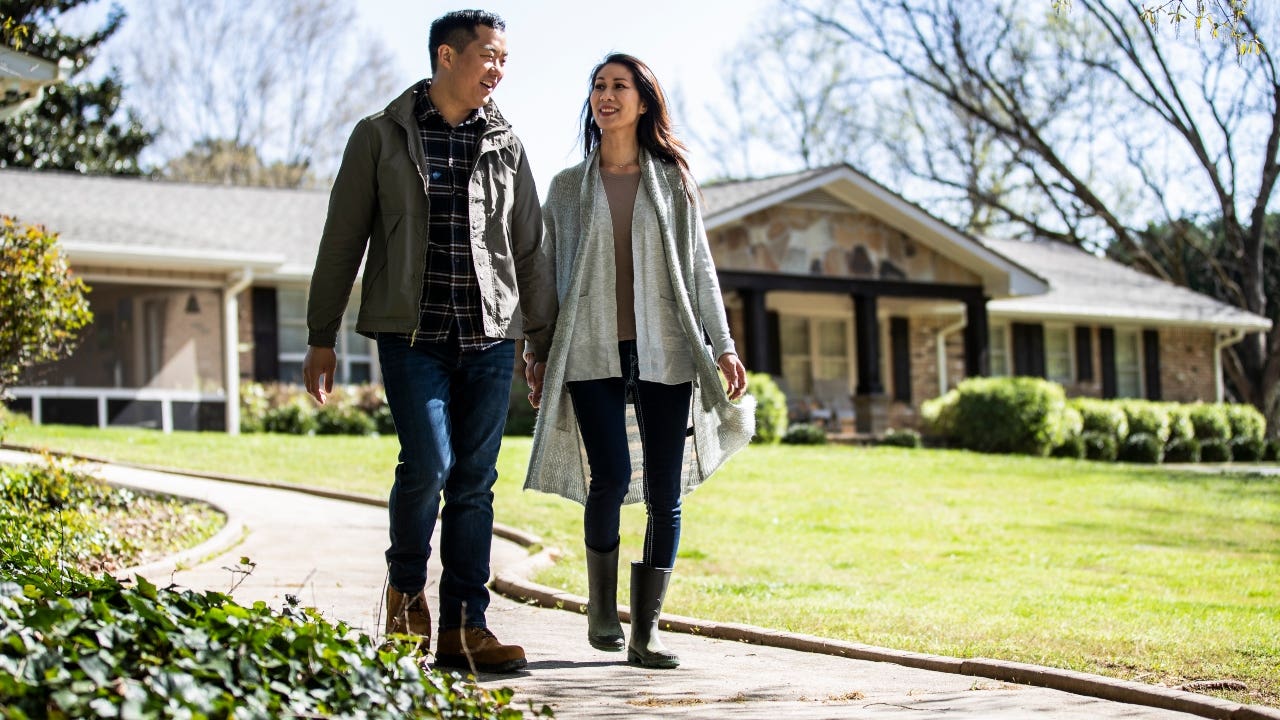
[{"xmin": 302, "ymin": 9, "xmax": 554, "ymax": 674}]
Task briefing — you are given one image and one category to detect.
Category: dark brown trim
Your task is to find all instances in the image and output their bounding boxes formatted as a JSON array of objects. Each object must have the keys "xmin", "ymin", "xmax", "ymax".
[
  {"xmin": 717, "ymin": 269, "xmax": 985, "ymax": 302},
  {"xmin": 853, "ymin": 293, "xmax": 883, "ymax": 396},
  {"xmin": 740, "ymin": 288, "xmax": 771, "ymax": 374},
  {"xmin": 963, "ymin": 296, "xmax": 989, "ymax": 378},
  {"xmin": 251, "ymin": 286, "xmax": 279, "ymax": 382}
]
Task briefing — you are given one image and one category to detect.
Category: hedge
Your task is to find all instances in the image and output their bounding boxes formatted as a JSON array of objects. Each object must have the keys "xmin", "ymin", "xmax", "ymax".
[
  {"xmin": 746, "ymin": 372, "xmax": 788, "ymax": 444},
  {"xmin": 946, "ymin": 377, "xmax": 1073, "ymax": 456}
]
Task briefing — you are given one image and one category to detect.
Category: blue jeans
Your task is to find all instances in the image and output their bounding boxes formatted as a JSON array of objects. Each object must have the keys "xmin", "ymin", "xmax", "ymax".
[
  {"xmin": 568, "ymin": 340, "xmax": 692, "ymax": 569},
  {"xmin": 377, "ymin": 333, "xmax": 514, "ymax": 630}
]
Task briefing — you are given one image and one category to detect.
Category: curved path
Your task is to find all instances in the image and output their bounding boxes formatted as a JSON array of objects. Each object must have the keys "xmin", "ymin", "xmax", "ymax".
[{"xmin": 2, "ymin": 447, "xmax": 1274, "ymax": 720}]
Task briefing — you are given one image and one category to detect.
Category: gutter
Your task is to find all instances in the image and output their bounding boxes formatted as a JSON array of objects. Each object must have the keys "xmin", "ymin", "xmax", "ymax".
[
  {"xmin": 1213, "ymin": 328, "xmax": 1247, "ymax": 403},
  {"xmin": 936, "ymin": 316, "xmax": 967, "ymax": 395}
]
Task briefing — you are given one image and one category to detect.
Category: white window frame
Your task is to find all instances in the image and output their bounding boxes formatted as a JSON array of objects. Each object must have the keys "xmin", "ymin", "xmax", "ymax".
[
  {"xmin": 1044, "ymin": 324, "xmax": 1074, "ymax": 386},
  {"xmin": 276, "ymin": 286, "xmax": 378, "ymax": 385},
  {"xmin": 988, "ymin": 322, "xmax": 1011, "ymax": 377},
  {"xmin": 1113, "ymin": 327, "xmax": 1144, "ymax": 399}
]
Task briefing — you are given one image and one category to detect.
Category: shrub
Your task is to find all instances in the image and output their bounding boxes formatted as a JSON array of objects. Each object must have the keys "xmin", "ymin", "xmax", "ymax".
[
  {"xmin": 1122, "ymin": 401, "xmax": 1171, "ymax": 444},
  {"xmin": 262, "ymin": 395, "xmax": 318, "ymax": 435},
  {"xmin": 1187, "ymin": 403, "xmax": 1231, "ymax": 441},
  {"xmin": 1082, "ymin": 431, "xmax": 1118, "ymax": 462},
  {"xmin": 315, "ymin": 398, "xmax": 376, "ymax": 436},
  {"xmin": 1072, "ymin": 398, "xmax": 1129, "ymax": 442},
  {"xmin": 1118, "ymin": 432, "xmax": 1164, "ymax": 464},
  {"xmin": 1229, "ymin": 436, "xmax": 1266, "ymax": 462},
  {"xmin": 1224, "ymin": 403, "xmax": 1266, "ymax": 443},
  {"xmin": 747, "ymin": 372, "xmax": 788, "ymax": 444},
  {"xmin": 948, "ymin": 377, "xmax": 1072, "ymax": 456},
  {"xmin": 1266, "ymin": 439, "xmax": 1280, "ymax": 462},
  {"xmin": 1051, "ymin": 435, "xmax": 1086, "ymax": 459},
  {"xmin": 881, "ymin": 428, "xmax": 923, "ymax": 448},
  {"xmin": 1164, "ymin": 437, "xmax": 1201, "ymax": 463},
  {"xmin": 239, "ymin": 382, "xmax": 270, "ymax": 433},
  {"xmin": 0, "ymin": 216, "xmax": 93, "ymax": 397},
  {"xmin": 1200, "ymin": 438, "xmax": 1233, "ymax": 463},
  {"xmin": 782, "ymin": 423, "xmax": 827, "ymax": 445},
  {"xmin": 920, "ymin": 390, "xmax": 958, "ymax": 439},
  {"xmin": 1162, "ymin": 404, "xmax": 1195, "ymax": 443}
]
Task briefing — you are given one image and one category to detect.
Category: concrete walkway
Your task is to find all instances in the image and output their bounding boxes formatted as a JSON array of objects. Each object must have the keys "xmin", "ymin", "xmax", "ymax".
[{"xmin": 2, "ymin": 447, "xmax": 1275, "ymax": 720}]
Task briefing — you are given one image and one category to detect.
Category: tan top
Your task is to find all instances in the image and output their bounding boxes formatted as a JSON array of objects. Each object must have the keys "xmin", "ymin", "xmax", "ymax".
[{"xmin": 601, "ymin": 169, "xmax": 640, "ymax": 342}]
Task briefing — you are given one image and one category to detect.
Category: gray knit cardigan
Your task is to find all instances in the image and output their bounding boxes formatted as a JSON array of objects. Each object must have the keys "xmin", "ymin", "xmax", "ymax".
[{"xmin": 523, "ymin": 148, "xmax": 756, "ymax": 506}]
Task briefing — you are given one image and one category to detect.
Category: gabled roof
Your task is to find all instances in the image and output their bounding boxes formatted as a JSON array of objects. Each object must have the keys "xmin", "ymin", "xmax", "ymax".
[
  {"xmin": 702, "ymin": 164, "xmax": 1047, "ymax": 298},
  {"xmin": 983, "ymin": 237, "xmax": 1271, "ymax": 332},
  {"xmin": 0, "ymin": 169, "xmax": 321, "ymax": 277}
]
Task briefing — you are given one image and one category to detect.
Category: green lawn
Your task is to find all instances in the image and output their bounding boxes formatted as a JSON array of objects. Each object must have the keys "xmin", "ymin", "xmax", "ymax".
[{"xmin": 6, "ymin": 422, "xmax": 1279, "ymax": 707}]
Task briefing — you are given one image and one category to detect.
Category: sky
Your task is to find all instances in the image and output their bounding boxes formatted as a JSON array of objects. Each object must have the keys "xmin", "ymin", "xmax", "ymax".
[{"xmin": 353, "ymin": 0, "xmax": 777, "ymax": 193}]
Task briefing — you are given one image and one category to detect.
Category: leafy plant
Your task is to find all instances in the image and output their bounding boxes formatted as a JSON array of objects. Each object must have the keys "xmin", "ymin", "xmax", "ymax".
[
  {"xmin": 1164, "ymin": 437, "xmax": 1201, "ymax": 464},
  {"xmin": 1050, "ymin": 435, "xmax": 1086, "ymax": 459},
  {"xmin": 880, "ymin": 428, "xmax": 923, "ymax": 449},
  {"xmin": 1072, "ymin": 398, "xmax": 1129, "ymax": 442},
  {"xmin": 1118, "ymin": 432, "xmax": 1164, "ymax": 464},
  {"xmin": 1200, "ymin": 439, "xmax": 1233, "ymax": 463},
  {"xmin": 782, "ymin": 423, "xmax": 827, "ymax": 445},
  {"xmin": 746, "ymin": 372, "xmax": 787, "ymax": 444},
  {"xmin": 1229, "ymin": 436, "xmax": 1265, "ymax": 462},
  {"xmin": 1081, "ymin": 431, "xmax": 1118, "ymax": 462},
  {"xmin": 0, "ymin": 217, "xmax": 92, "ymax": 398},
  {"xmin": 1187, "ymin": 403, "xmax": 1231, "ymax": 441},
  {"xmin": 948, "ymin": 377, "xmax": 1072, "ymax": 456}
]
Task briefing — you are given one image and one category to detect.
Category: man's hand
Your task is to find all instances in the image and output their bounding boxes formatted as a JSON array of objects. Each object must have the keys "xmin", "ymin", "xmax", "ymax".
[
  {"xmin": 717, "ymin": 352, "xmax": 748, "ymax": 401},
  {"xmin": 524, "ymin": 352, "xmax": 547, "ymax": 409},
  {"xmin": 303, "ymin": 346, "xmax": 337, "ymax": 405}
]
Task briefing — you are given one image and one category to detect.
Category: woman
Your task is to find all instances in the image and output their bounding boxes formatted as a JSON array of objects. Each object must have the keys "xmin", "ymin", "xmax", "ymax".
[{"xmin": 524, "ymin": 53, "xmax": 755, "ymax": 669}]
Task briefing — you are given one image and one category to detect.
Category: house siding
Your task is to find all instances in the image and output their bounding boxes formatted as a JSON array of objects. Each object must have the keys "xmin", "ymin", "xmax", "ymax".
[{"xmin": 1157, "ymin": 327, "xmax": 1216, "ymax": 403}]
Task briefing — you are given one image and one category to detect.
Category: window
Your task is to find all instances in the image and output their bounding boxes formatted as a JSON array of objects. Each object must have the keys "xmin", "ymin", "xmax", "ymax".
[
  {"xmin": 779, "ymin": 315, "xmax": 851, "ymax": 398},
  {"xmin": 1045, "ymin": 326, "xmax": 1073, "ymax": 386},
  {"xmin": 988, "ymin": 323, "xmax": 1010, "ymax": 376},
  {"xmin": 277, "ymin": 287, "xmax": 376, "ymax": 385},
  {"xmin": 1114, "ymin": 329, "xmax": 1142, "ymax": 398}
]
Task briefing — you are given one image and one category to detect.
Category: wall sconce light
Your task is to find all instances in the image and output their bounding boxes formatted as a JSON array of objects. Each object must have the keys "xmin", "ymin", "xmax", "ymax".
[{"xmin": 185, "ymin": 293, "xmax": 201, "ymax": 315}]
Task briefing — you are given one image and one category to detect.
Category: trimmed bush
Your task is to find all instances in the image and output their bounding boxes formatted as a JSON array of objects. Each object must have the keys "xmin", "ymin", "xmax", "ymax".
[
  {"xmin": 315, "ymin": 399, "xmax": 376, "ymax": 435},
  {"xmin": 262, "ymin": 396, "xmax": 318, "ymax": 435},
  {"xmin": 1162, "ymin": 404, "xmax": 1195, "ymax": 443},
  {"xmin": 1122, "ymin": 401, "xmax": 1171, "ymax": 444},
  {"xmin": 1187, "ymin": 403, "xmax": 1231, "ymax": 441},
  {"xmin": 1082, "ymin": 432, "xmax": 1118, "ymax": 461},
  {"xmin": 1230, "ymin": 436, "xmax": 1266, "ymax": 462},
  {"xmin": 782, "ymin": 423, "xmax": 827, "ymax": 445},
  {"xmin": 1118, "ymin": 432, "xmax": 1164, "ymax": 464},
  {"xmin": 920, "ymin": 390, "xmax": 958, "ymax": 439},
  {"xmin": 1072, "ymin": 398, "xmax": 1129, "ymax": 442},
  {"xmin": 948, "ymin": 377, "xmax": 1072, "ymax": 456},
  {"xmin": 1225, "ymin": 403, "xmax": 1266, "ymax": 443},
  {"xmin": 880, "ymin": 428, "xmax": 923, "ymax": 448},
  {"xmin": 1200, "ymin": 439, "xmax": 1233, "ymax": 463},
  {"xmin": 1164, "ymin": 437, "xmax": 1201, "ymax": 463},
  {"xmin": 747, "ymin": 372, "xmax": 788, "ymax": 444},
  {"xmin": 1051, "ymin": 435, "xmax": 1086, "ymax": 459},
  {"xmin": 1266, "ymin": 439, "xmax": 1280, "ymax": 462}
]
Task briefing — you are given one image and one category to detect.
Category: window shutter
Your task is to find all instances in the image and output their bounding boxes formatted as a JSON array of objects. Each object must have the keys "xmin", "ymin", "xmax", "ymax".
[
  {"xmin": 1099, "ymin": 327, "xmax": 1116, "ymax": 398},
  {"xmin": 1011, "ymin": 322, "xmax": 1046, "ymax": 377},
  {"xmin": 251, "ymin": 287, "xmax": 279, "ymax": 381},
  {"xmin": 1143, "ymin": 329, "xmax": 1162, "ymax": 400},
  {"xmin": 1075, "ymin": 326, "xmax": 1093, "ymax": 381},
  {"xmin": 766, "ymin": 311, "xmax": 781, "ymax": 376}
]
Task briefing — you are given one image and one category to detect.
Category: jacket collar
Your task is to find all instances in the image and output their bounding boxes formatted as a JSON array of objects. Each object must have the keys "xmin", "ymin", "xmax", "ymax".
[{"xmin": 384, "ymin": 81, "xmax": 515, "ymax": 151}]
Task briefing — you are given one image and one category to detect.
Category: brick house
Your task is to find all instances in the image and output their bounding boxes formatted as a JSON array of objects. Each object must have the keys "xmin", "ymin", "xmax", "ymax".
[{"xmin": 1, "ymin": 164, "xmax": 1270, "ymax": 434}]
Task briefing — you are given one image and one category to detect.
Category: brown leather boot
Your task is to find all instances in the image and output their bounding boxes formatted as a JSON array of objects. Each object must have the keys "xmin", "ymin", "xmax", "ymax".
[
  {"xmin": 384, "ymin": 586, "xmax": 431, "ymax": 653},
  {"xmin": 435, "ymin": 627, "xmax": 527, "ymax": 674}
]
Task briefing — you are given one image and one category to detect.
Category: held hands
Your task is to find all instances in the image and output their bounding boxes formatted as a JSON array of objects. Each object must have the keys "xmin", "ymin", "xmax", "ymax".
[
  {"xmin": 718, "ymin": 352, "xmax": 748, "ymax": 400},
  {"xmin": 302, "ymin": 346, "xmax": 337, "ymax": 405},
  {"xmin": 524, "ymin": 352, "xmax": 546, "ymax": 409}
]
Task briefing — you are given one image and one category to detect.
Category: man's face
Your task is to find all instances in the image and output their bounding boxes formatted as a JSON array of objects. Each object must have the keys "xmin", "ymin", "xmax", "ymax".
[{"xmin": 441, "ymin": 25, "xmax": 507, "ymax": 110}]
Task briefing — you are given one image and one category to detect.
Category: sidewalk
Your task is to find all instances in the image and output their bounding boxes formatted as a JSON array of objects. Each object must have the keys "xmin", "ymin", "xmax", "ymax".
[{"xmin": 3, "ymin": 447, "xmax": 1274, "ymax": 720}]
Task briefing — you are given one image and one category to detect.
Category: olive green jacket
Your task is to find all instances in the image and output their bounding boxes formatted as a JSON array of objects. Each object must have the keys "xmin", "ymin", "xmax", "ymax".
[{"xmin": 307, "ymin": 83, "xmax": 556, "ymax": 360}]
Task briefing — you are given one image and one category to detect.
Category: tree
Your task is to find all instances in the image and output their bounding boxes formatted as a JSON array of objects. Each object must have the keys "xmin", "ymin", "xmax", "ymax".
[
  {"xmin": 1055, "ymin": 1, "xmax": 1261, "ymax": 54},
  {"xmin": 116, "ymin": 0, "xmax": 398, "ymax": 187},
  {"xmin": 0, "ymin": 1, "xmax": 152, "ymax": 174},
  {"xmin": 0, "ymin": 216, "xmax": 92, "ymax": 400},
  {"xmin": 162, "ymin": 138, "xmax": 313, "ymax": 188},
  {"xmin": 731, "ymin": 0, "xmax": 1279, "ymax": 434}
]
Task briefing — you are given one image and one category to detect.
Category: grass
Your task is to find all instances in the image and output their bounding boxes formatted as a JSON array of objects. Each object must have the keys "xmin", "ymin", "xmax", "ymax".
[{"xmin": 5, "ymin": 422, "xmax": 1279, "ymax": 708}]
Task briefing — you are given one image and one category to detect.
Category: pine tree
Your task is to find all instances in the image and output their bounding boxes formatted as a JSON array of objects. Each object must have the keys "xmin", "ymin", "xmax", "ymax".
[{"xmin": 0, "ymin": 1, "xmax": 152, "ymax": 174}]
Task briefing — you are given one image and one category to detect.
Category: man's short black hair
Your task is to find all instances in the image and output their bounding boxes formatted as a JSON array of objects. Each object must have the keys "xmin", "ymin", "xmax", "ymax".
[{"xmin": 428, "ymin": 10, "xmax": 505, "ymax": 74}]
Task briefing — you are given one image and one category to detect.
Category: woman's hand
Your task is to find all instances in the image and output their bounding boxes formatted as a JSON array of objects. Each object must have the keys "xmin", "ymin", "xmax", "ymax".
[
  {"xmin": 524, "ymin": 352, "xmax": 546, "ymax": 409},
  {"xmin": 717, "ymin": 352, "xmax": 748, "ymax": 400}
]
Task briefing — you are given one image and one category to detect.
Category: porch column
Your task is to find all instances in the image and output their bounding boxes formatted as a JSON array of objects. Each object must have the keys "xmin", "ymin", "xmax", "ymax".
[
  {"xmin": 853, "ymin": 292, "xmax": 883, "ymax": 395},
  {"xmin": 853, "ymin": 292, "xmax": 887, "ymax": 434},
  {"xmin": 740, "ymin": 288, "xmax": 770, "ymax": 374},
  {"xmin": 963, "ymin": 294, "xmax": 989, "ymax": 378},
  {"xmin": 223, "ymin": 270, "xmax": 254, "ymax": 435}
]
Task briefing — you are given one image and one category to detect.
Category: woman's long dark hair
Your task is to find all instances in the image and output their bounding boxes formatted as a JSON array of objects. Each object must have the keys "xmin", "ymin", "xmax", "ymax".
[{"xmin": 581, "ymin": 53, "xmax": 695, "ymax": 199}]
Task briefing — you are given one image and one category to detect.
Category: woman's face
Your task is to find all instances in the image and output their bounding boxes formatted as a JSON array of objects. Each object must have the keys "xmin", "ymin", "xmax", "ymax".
[{"xmin": 591, "ymin": 62, "xmax": 647, "ymax": 136}]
